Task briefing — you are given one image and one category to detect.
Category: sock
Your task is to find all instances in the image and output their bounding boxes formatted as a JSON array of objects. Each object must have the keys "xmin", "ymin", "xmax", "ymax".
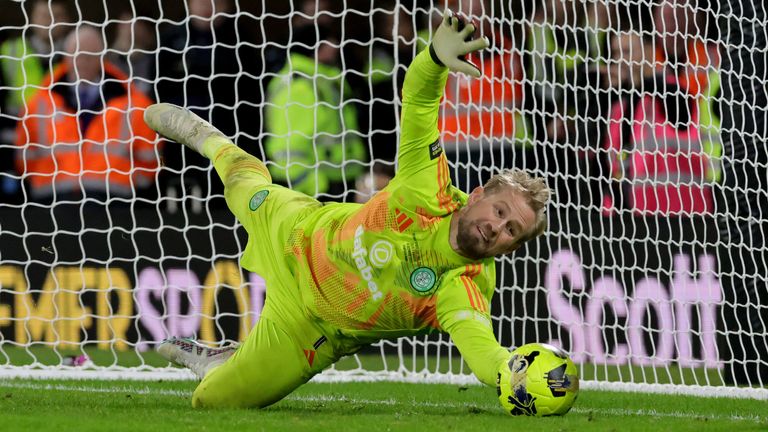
[
  {"xmin": 209, "ymin": 139, "xmax": 272, "ymax": 186},
  {"xmin": 201, "ymin": 135, "xmax": 232, "ymax": 160}
]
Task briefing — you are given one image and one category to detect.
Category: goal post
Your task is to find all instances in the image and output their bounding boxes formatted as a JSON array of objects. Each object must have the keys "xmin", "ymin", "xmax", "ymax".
[{"xmin": 0, "ymin": 0, "xmax": 766, "ymax": 400}]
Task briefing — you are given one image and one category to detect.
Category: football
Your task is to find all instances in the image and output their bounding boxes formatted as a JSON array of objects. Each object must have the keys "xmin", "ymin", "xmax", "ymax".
[{"xmin": 496, "ymin": 343, "xmax": 579, "ymax": 416}]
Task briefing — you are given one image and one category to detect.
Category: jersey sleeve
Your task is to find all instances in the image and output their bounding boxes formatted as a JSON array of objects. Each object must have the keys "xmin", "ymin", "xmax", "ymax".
[
  {"xmin": 387, "ymin": 48, "xmax": 464, "ymax": 218},
  {"xmin": 448, "ymin": 319, "xmax": 510, "ymax": 386},
  {"xmin": 397, "ymin": 48, "xmax": 448, "ymax": 177},
  {"xmin": 436, "ymin": 265, "xmax": 509, "ymax": 386}
]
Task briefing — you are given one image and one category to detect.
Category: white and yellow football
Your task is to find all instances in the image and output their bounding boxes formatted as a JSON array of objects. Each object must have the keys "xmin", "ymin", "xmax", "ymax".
[{"xmin": 497, "ymin": 343, "xmax": 579, "ymax": 416}]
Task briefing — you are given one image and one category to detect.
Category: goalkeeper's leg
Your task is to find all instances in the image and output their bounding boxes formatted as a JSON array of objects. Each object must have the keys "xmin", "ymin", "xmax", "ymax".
[
  {"xmin": 190, "ymin": 295, "xmax": 345, "ymax": 408},
  {"xmin": 144, "ymin": 103, "xmax": 274, "ymax": 223},
  {"xmin": 144, "ymin": 103, "xmax": 319, "ymax": 242}
]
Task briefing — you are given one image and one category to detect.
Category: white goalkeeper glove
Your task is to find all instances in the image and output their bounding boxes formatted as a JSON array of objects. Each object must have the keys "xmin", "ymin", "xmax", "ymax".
[{"xmin": 429, "ymin": 9, "xmax": 490, "ymax": 78}]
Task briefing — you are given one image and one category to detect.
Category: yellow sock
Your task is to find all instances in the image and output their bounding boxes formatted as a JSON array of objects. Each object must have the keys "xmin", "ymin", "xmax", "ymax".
[
  {"xmin": 201, "ymin": 136, "xmax": 232, "ymax": 160},
  {"xmin": 209, "ymin": 139, "xmax": 272, "ymax": 186}
]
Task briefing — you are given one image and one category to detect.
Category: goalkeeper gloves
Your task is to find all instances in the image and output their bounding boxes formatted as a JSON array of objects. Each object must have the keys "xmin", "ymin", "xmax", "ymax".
[{"xmin": 429, "ymin": 9, "xmax": 490, "ymax": 78}]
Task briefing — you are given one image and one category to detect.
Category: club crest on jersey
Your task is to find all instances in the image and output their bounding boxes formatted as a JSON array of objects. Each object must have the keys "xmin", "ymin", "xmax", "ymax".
[
  {"xmin": 249, "ymin": 190, "xmax": 269, "ymax": 211},
  {"xmin": 410, "ymin": 267, "xmax": 436, "ymax": 293}
]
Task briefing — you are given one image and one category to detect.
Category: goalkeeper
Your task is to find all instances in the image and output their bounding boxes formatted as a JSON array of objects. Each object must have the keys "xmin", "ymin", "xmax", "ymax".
[{"xmin": 147, "ymin": 10, "xmax": 550, "ymax": 409}]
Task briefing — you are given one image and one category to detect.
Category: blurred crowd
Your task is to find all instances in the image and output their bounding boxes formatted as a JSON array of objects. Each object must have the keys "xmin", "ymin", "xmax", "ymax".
[{"xmin": 0, "ymin": 0, "xmax": 724, "ymax": 215}]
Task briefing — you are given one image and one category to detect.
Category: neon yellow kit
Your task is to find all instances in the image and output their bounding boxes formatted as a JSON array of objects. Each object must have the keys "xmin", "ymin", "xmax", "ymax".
[{"xmin": 193, "ymin": 48, "xmax": 510, "ymax": 408}]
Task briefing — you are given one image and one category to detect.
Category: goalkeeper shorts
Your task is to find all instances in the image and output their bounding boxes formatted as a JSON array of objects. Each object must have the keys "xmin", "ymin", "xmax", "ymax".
[
  {"xmin": 193, "ymin": 153, "xmax": 355, "ymax": 408},
  {"xmin": 191, "ymin": 288, "xmax": 350, "ymax": 408}
]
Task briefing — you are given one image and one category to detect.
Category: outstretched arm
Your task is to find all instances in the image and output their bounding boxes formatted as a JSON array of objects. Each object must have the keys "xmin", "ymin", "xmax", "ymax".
[
  {"xmin": 397, "ymin": 48, "xmax": 448, "ymax": 175},
  {"xmin": 437, "ymin": 272, "xmax": 509, "ymax": 386},
  {"xmin": 397, "ymin": 10, "xmax": 490, "ymax": 178},
  {"xmin": 448, "ymin": 318, "xmax": 510, "ymax": 386}
]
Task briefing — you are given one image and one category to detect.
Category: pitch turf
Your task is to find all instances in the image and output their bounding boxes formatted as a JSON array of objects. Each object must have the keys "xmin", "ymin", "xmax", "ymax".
[{"xmin": 0, "ymin": 378, "xmax": 766, "ymax": 432}]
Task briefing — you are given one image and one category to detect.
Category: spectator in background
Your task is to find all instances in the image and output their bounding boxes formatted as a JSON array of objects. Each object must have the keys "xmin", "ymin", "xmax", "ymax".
[
  {"xmin": 598, "ymin": 28, "xmax": 656, "ymax": 213},
  {"xmin": 559, "ymin": 4, "xmax": 651, "ymax": 208},
  {"xmin": 522, "ymin": 0, "xmax": 590, "ymax": 144},
  {"xmin": 15, "ymin": 25, "xmax": 159, "ymax": 203},
  {"xmin": 0, "ymin": 0, "xmax": 71, "ymax": 202},
  {"xmin": 412, "ymin": 1, "xmax": 530, "ymax": 192},
  {"xmin": 156, "ymin": 0, "xmax": 261, "ymax": 201},
  {"xmin": 261, "ymin": 0, "xmax": 336, "ymax": 75},
  {"xmin": 360, "ymin": 1, "xmax": 417, "ymax": 163},
  {"xmin": 602, "ymin": 24, "xmax": 715, "ymax": 215},
  {"xmin": 439, "ymin": 0, "xmax": 532, "ymax": 155},
  {"xmin": 653, "ymin": 0, "xmax": 723, "ymax": 182},
  {"xmin": 0, "ymin": 0, "xmax": 70, "ymax": 126},
  {"xmin": 697, "ymin": 42, "xmax": 722, "ymax": 183},
  {"xmin": 520, "ymin": 0, "xmax": 615, "ymax": 202},
  {"xmin": 654, "ymin": 0, "xmax": 710, "ymax": 97},
  {"xmin": 107, "ymin": 9, "xmax": 157, "ymax": 97},
  {"xmin": 263, "ymin": 9, "xmax": 366, "ymax": 201}
]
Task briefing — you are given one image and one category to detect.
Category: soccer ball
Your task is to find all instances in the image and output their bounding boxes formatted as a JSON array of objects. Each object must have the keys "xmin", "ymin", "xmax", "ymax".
[{"xmin": 496, "ymin": 343, "xmax": 579, "ymax": 416}]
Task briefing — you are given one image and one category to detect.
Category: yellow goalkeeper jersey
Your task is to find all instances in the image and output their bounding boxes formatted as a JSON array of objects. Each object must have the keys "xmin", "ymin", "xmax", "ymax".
[{"xmin": 284, "ymin": 50, "xmax": 510, "ymax": 385}]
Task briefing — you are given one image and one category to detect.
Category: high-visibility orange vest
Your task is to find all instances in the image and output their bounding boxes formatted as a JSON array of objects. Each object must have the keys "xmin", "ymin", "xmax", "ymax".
[
  {"xmin": 655, "ymin": 40, "xmax": 712, "ymax": 96},
  {"xmin": 439, "ymin": 41, "xmax": 529, "ymax": 146},
  {"xmin": 16, "ymin": 61, "xmax": 160, "ymax": 199}
]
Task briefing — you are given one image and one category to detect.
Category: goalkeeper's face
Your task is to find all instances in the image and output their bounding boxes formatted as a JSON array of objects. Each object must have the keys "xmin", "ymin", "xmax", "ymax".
[{"xmin": 455, "ymin": 186, "xmax": 537, "ymax": 260}]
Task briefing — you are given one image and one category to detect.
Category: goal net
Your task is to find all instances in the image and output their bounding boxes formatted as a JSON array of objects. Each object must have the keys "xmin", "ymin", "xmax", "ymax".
[{"xmin": 0, "ymin": 0, "xmax": 766, "ymax": 399}]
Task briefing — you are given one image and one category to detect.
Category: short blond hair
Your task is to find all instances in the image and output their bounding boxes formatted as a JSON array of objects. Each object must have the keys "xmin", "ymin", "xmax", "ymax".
[{"xmin": 484, "ymin": 168, "xmax": 551, "ymax": 245}]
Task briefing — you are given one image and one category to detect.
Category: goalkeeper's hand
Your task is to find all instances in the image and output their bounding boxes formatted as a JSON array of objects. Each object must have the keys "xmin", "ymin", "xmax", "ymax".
[{"xmin": 429, "ymin": 9, "xmax": 490, "ymax": 78}]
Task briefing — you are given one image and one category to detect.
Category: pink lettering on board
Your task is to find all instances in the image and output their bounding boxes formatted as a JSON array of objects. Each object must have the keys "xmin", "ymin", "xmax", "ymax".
[
  {"xmin": 628, "ymin": 278, "xmax": 674, "ymax": 366},
  {"xmin": 672, "ymin": 254, "xmax": 721, "ymax": 367},
  {"xmin": 585, "ymin": 277, "xmax": 628, "ymax": 365},
  {"xmin": 166, "ymin": 269, "xmax": 201, "ymax": 338},
  {"xmin": 546, "ymin": 250, "xmax": 587, "ymax": 363},
  {"xmin": 135, "ymin": 267, "xmax": 166, "ymax": 351},
  {"xmin": 546, "ymin": 249, "xmax": 722, "ymax": 367}
]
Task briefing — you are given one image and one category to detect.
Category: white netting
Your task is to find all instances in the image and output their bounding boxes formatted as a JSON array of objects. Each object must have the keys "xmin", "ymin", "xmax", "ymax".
[{"xmin": 0, "ymin": 0, "xmax": 766, "ymax": 400}]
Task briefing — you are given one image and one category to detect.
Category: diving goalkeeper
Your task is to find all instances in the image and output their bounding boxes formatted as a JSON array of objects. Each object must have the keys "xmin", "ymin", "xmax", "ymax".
[{"xmin": 147, "ymin": 10, "xmax": 550, "ymax": 409}]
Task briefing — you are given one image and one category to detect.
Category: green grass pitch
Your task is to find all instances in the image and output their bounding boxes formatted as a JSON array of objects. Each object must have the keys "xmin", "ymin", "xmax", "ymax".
[
  {"xmin": 0, "ymin": 347, "xmax": 765, "ymax": 431},
  {"xmin": 0, "ymin": 379, "xmax": 766, "ymax": 431}
]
